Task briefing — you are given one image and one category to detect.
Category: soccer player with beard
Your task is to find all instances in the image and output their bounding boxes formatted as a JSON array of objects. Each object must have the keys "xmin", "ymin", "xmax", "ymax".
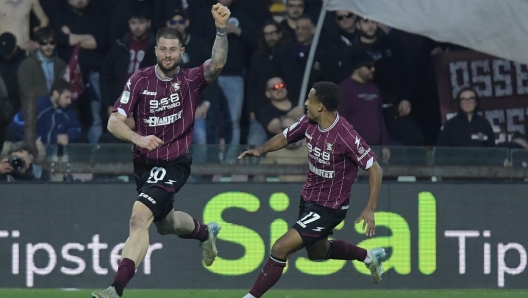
[
  {"xmin": 238, "ymin": 82, "xmax": 386, "ymax": 298},
  {"xmin": 91, "ymin": 3, "xmax": 230, "ymax": 298}
]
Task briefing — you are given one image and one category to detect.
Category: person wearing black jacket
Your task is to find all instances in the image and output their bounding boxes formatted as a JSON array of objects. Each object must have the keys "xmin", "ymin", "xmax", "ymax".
[
  {"xmin": 55, "ymin": 0, "xmax": 110, "ymax": 144},
  {"xmin": 437, "ymin": 87, "xmax": 495, "ymax": 147},
  {"xmin": 193, "ymin": 0, "xmax": 257, "ymax": 163},
  {"xmin": 99, "ymin": 5, "xmax": 156, "ymax": 143}
]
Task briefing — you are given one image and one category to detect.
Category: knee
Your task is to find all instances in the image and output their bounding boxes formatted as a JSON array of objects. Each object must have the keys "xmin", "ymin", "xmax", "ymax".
[
  {"xmin": 271, "ymin": 242, "xmax": 289, "ymax": 259},
  {"xmin": 155, "ymin": 223, "xmax": 170, "ymax": 235},
  {"xmin": 129, "ymin": 212, "xmax": 149, "ymax": 232},
  {"xmin": 306, "ymin": 250, "xmax": 327, "ymax": 261}
]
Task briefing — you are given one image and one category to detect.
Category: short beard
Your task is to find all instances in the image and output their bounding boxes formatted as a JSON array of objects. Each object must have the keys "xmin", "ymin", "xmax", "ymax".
[
  {"xmin": 360, "ymin": 30, "xmax": 376, "ymax": 41},
  {"xmin": 157, "ymin": 59, "xmax": 179, "ymax": 74}
]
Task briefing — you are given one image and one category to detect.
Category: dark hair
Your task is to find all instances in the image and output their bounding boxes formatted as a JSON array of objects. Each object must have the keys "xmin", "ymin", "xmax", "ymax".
[
  {"xmin": 167, "ymin": 9, "xmax": 187, "ymax": 21},
  {"xmin": 156, "ymin": 27, "xmax": 184, "ymax": 46},
  {"xmin": 128, "ymin": 2, "xmax": 153, "ymax": 21},
  {"xmin": 456, "ymin": 86, "xmax": 478, "ymax": 101},
  {"xmin": 313, "ymin": 81, "xmax": 341, "ymax": 112},
  {"xmin": 286, "ymin": 0, "xmax": 305, "ymax": 5},
  {"xmin": 8, "ymin": 141, "xmax": 34, "ymax": 156},
  {"xmin": 297, "ymin": 14, "xmax": 314, "ymax": 25},
  {"xmin": 51, "ymin": 78, "xmax": 72, "ymax": 94},
  {"xmin": 257, "ymin": 20, "xmax": 289, "ymax": 58},
  {"xmin": 34, "ymin": 26, "xmax": 55, "ymax": 43}
]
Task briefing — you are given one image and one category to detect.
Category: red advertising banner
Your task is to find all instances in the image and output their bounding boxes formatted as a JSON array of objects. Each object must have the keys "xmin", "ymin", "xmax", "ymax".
[{"xmin": 434, "ymin": 51, "xmax": 528, "ymax": 143}]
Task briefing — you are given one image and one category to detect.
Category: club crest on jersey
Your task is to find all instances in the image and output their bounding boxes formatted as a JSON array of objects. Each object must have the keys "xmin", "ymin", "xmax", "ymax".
[
  {"xmin": 171, "ymin": 81, "xmax": 181, "ymax": 92},
  {"xmin": 325, "ymin": 142, "xmax": 333, "ymax": 153}
]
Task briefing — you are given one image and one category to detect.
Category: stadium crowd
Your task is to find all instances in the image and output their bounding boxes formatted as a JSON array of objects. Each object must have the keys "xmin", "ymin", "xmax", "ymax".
[{"xmin": 0, "ymin": 0, "xmax": 526, "ymax": 167}]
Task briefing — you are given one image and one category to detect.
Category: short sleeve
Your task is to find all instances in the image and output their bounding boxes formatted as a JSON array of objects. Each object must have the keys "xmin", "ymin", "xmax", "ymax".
[
  {"xmin": 282, "ymin": 115, "xmax": 310, "ymax": 144},
  {"xmin": 343, "ymin": 133, "xmax": 377, "ymax": 170},
  {"xmin": 113, "ymin": 72, "xmax": 144, "ymax": 117},
  {"xmin": 186, "ymin": 64, "xmax": 210, "ymax": 96}
]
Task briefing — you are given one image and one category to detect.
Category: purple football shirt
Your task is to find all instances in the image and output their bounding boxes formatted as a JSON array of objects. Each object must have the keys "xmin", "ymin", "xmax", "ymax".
[
  {"xmin": 283, "ymin": 114, "xmax": 377, "ymax": 210},
  {"xmin": 113, "ymin": 64, "xmax": 209, "ymax": 163}
]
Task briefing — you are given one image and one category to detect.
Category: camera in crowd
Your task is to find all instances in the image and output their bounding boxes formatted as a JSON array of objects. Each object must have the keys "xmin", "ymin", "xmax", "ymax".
[
  {"xmin": 0, "ymin": 142, "xmax": 50, "ymax": 182},
  {"xmin": 8, "ymin": 155, "xmax": 25, "ymax": 171}
]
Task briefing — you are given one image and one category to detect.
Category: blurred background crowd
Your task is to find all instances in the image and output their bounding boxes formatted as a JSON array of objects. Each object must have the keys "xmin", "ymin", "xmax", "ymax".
[{"xmin": 0, "ymin": 0, "xmax": 526, "ymax": 173}]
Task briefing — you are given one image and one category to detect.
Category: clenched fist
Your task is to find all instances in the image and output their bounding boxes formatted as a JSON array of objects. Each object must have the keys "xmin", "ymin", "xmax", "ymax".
[
  {"xmin": 136, "ymin": 135, "xmax": 164, "ymax": 151},
  {"xmin": 212, "ymin": 3, "xmax": 230, "ymax": 27}
]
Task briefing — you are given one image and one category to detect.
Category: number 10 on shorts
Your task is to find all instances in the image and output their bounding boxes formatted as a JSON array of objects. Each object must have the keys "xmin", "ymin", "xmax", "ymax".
[{"xmin": 297, "ymin": 212, "xmax": 321, "ymax": 228}]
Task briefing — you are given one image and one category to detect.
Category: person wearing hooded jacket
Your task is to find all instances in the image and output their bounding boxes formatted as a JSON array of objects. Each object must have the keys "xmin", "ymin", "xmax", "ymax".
[
  {"xmin": 437, "ymin": 87, "xmax": 495, "ymax": 147},
  {"xmin": 100, "ymin": 5, "xmax": 156, "ymax": 120}
]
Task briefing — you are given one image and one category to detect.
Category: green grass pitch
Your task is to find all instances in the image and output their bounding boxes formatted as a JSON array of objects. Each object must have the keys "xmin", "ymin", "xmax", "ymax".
[{"xmin": 1, "ymin": 289, "xmax": 527, "ymax": 298}]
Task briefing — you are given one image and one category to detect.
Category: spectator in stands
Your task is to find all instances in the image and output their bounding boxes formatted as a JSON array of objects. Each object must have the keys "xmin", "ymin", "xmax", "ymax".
[
  {"xmin": 0, "ymin": 75, "xmax": 11, "ymax": 150},
  {"xmin": 328, "ymin": 10, "xmax": 358, "ymax": 83},
  {"xmin": 100, "ymin": 5, "xmax": 156, "ymax": 122},
  {"xmin": 194, "ymin": 0, "xmax": 258, "ymax": 163},
  {"xmin": 0, "ymin": 33, "xmax": 26, "ymax": 115},
  {"xmin": 246, "ymin": 20, "xmax": 289, "ymax": 147},
  {"xmin": 354, "ymin": 17, "xmax": 423, "ymax": 146},
  {"xmin": 166, "ymin": 9, "xmax": 210, "ymax": 70},
  {"xmin": 55, "ymin": 0, "xmax": 109, "ymax": 144},
  {"xmin": 166, "ymin": 8, "xmax": 216, "ymax": 166},
  {"xmin": 0, "ymin": 141, "xmax": 50, "ymax": 182},
  {"xmin": 18, "ymin": 27, "xmax": 67, "ymax": 101},
  {"xmin": 271, "ymin": 14, "xmax": 328, "ymax": 107},
  {"xmin": 388, "ymin": 29, "xmax": 442, "ymax": 145},
  {"xmin": 5, "ymin": 79, "xmax": 81, "ymax": 146},
  {"xmin": 0, "ymin": 0, "xmax": 49, "ymax": 52},
  {"xmin": 256, "ymin": 77, "xmax": 304, "ymax": 139},
  {"xmin": 280, "ymin": 0, "xmax": 305, "ymax": 42},
  {"xmin": 353, "ymin": 18, "xmax": 399, "ymax": 109},
  {"xmin": 338, "ymin": 52, "xmax": 390, "ymax": 163},
  {"xmin": 437, "ymin": 87, "xmax": 495, "ymax": 147}
]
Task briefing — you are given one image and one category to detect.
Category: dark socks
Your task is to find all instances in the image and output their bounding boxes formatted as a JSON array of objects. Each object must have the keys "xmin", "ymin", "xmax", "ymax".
[
  {"xmin": 329, "ymin": 239, "xmax": 368, "ymax": 261},
  {"xmin": 178, "ymin": 218, "xmax": 209, "ymax": 242},
  {"xmin": 112, "ymin": 258, "xmax": 136, "ymax": 296},
  {"xmin": 249, "ymin": 255, "xmax": 287, "ymax": 298}
]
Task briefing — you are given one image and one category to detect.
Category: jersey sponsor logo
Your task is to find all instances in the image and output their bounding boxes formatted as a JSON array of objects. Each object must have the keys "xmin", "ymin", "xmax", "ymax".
[
  {"xmin": 120, "ymin": 91, "xmax": 130, "ymax": 104},
  {"xmin": 149, "ymin": 93, "xmax": 181, "ymax": 113},
  {"xmin": 307, "ymin": 143, "xmax": 330, "ymax": 165},
  {"xmin": 355, "ymin": 136, "xmax": 372, "ymax": 162},
  {"xmin": 171, "ymin": 82, "xmax": 181, "ymax": 92},
  {"xmin": 142, "ymin": 90, "xmax": 157, "ymax": 96},
  {"xmin": 139, "ymin": 192, "xmax": 157, "ymax": 204},
  {"xmin": 143, "ymin": 110, "xmax": 183, "ymax": 127},
  {"xmin": 309, "ymin": 162, "xmax": 334, "ymax": 179}
]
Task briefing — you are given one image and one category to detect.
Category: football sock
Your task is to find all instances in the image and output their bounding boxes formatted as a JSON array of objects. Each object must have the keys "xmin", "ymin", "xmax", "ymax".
[
  {"xmin": 249, "ymin": 255, "xmax": 287, "ymax": 298},
  {"xmin": 112, "ymin": 258, "xmax": 136, "ymax": 296},
  {"xmin": 178, "ymin": 218, "xmax": 209, "ymax": 242},
  {"xmin": 328, "ymin": 239, "xmax": 368, "ymax": 261}
]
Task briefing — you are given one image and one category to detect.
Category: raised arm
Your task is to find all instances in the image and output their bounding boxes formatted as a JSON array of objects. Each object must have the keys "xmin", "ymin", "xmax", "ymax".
[{"xmin": 204, "ymin": 4, "xmax": 230, "ymax": 82}]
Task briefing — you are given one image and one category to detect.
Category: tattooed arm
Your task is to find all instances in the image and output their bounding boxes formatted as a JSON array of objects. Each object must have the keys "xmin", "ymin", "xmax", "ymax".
[{"xmin": 204, "ymin": 3, "xmax": 230, "ymax": 82}]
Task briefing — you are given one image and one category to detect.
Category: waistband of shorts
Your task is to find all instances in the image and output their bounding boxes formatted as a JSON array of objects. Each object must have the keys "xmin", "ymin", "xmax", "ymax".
[{"xmin": 299, "ymin": 196, "xmax": 349, "ymax": 211}]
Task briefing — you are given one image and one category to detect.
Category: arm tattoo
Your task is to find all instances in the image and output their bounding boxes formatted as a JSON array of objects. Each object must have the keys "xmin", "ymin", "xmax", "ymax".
[{"xmin": 204, "ymin": 26, "xmax": 228, "ymax": 82}]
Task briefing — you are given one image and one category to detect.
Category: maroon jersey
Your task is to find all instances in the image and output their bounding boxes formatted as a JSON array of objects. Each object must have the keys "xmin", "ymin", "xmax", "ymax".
[
  {"xmin": 113, "ymin": 64, "xmax": 209, "ymax": 163},
  {"xmin": 283, "ymin": 114, "xmax": 377, "ymax": 210}
]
